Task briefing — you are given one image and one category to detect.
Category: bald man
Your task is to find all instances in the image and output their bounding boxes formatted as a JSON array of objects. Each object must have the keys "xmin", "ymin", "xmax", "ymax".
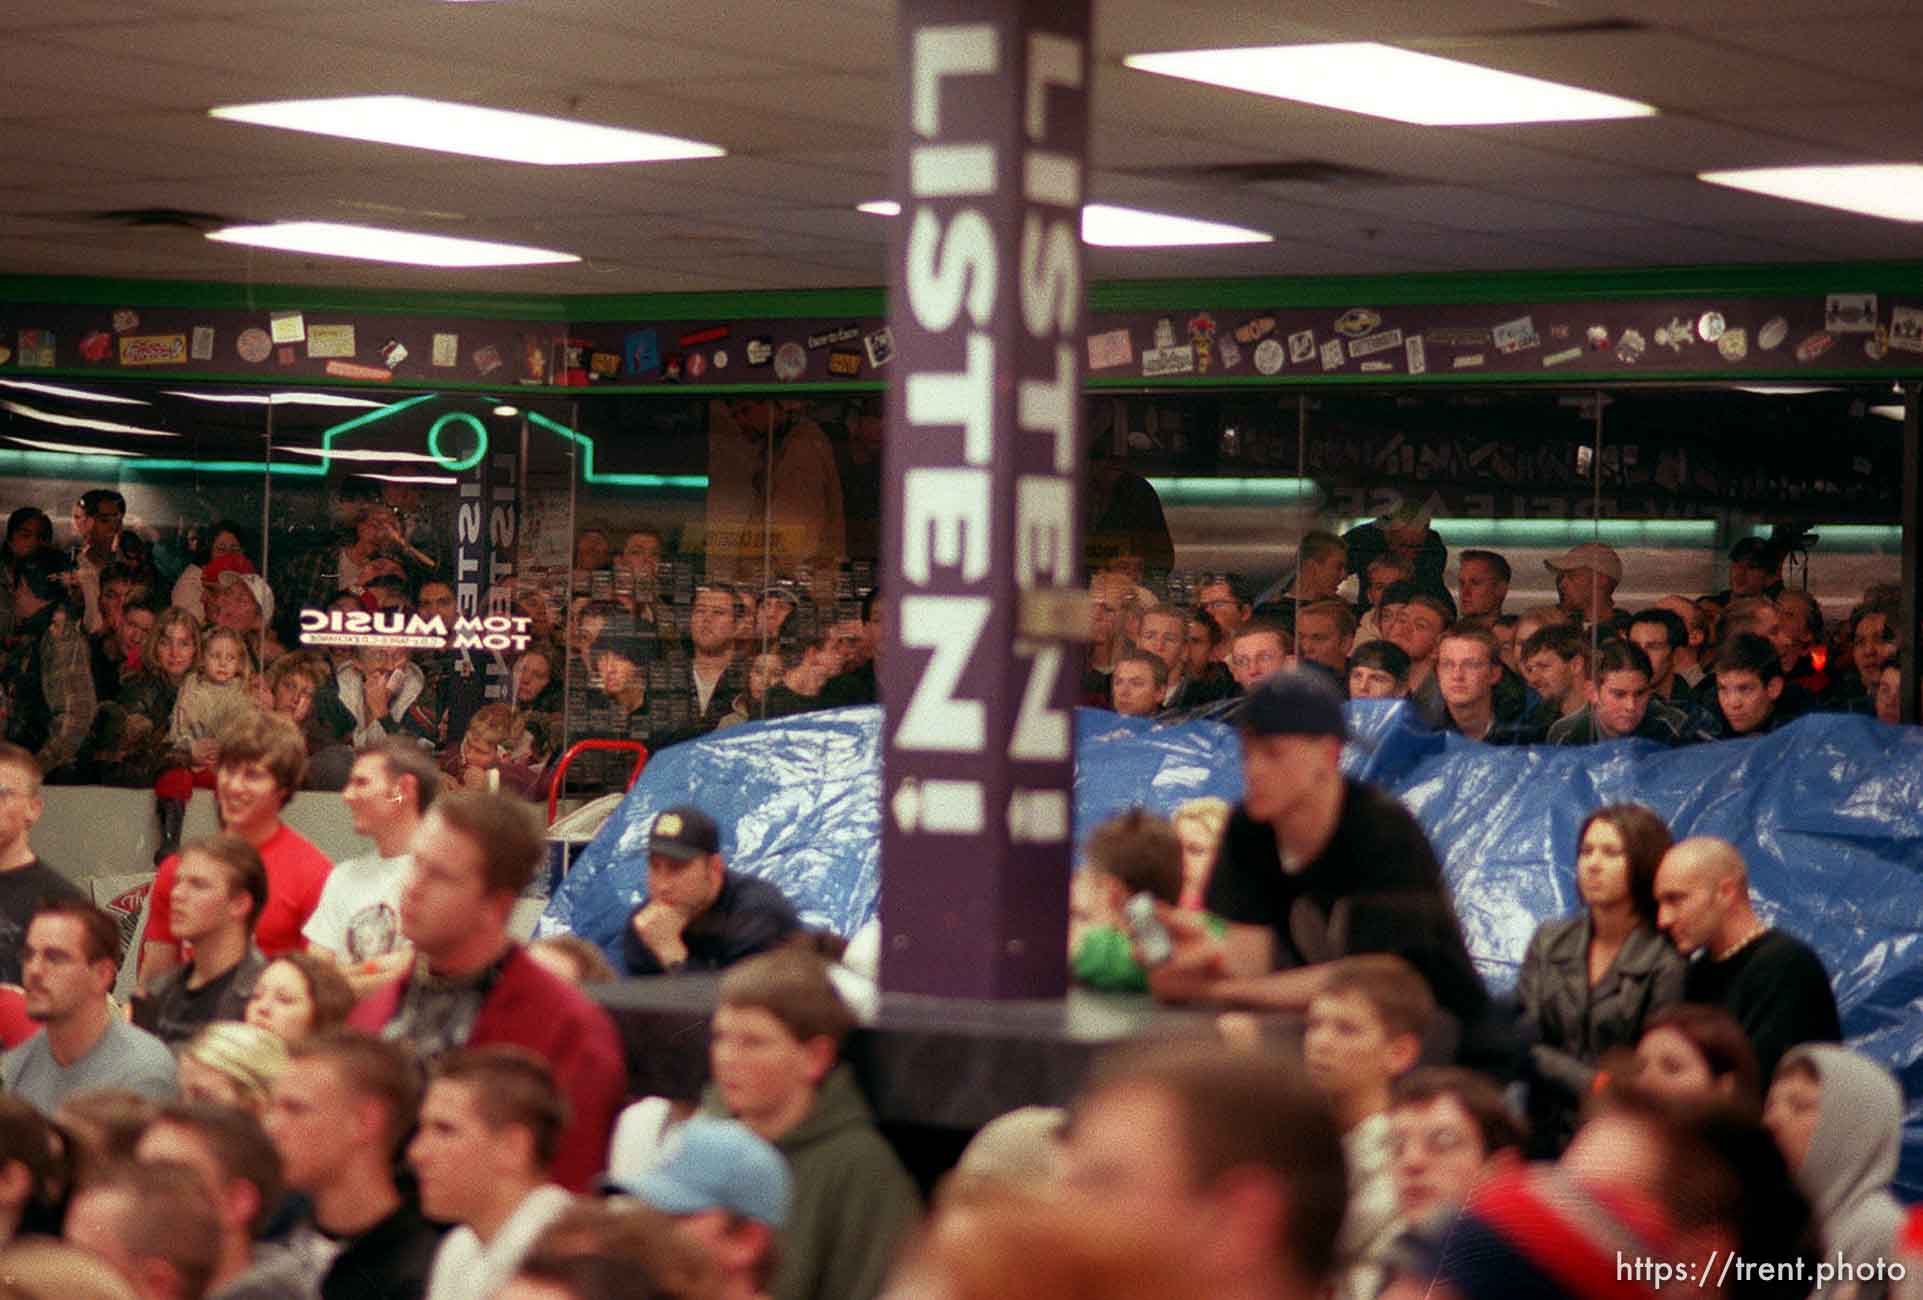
[{"xmin": 1653, "ymin": 837, "xmax": 1840, "ymax": 1083}]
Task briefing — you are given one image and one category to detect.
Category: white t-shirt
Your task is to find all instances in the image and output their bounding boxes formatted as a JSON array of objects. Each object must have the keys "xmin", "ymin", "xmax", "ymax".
[
  {"xmin": 425, "ymin": 1184, "xmax": 573, "ymax": 1300},
  {"xmin": 301, "ymin": 851, "xmax": 410, "ymax": 961}
]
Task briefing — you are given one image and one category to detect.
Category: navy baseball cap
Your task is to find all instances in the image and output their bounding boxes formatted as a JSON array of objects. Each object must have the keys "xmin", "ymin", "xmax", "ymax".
[
  {"xmin": 1240, "ymin": 668, "xmax": 1348, "ymax": 740},
  {"xmin": 615, "ymin": 1117, "xmax": 792, "ymax": 1227},
  {"xmin": 649, "ymin": 805, "xmax": 720, "ymax": 861}
]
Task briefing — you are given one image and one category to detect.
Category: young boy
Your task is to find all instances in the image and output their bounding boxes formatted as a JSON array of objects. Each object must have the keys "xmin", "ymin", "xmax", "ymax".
[
  {"xmin": 708, "ymin": 948, "xmax": 919, "ymax": 1300},
  {"xmin": 1068, "ymin": 809, "xmax": 1223, "ymax": 993},
  {"xmin": 1304, "ymin": 955, "xmax": 1434, "ymax": 1300}
]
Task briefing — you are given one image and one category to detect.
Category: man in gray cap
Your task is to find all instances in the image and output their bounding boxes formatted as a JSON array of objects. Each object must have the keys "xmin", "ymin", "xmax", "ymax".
[
  {"xmin": 624, "ymin": 805, "xmax": 801, "ymax": 976},
  {"xmin": 614, "ymin": 1116, "xmax": 791, "ymax": 1300},
  {"xmin": 1545, "ymin": 542, "xmax": 1629, "ymax": 636},
  {"xmin": 1148, "ymin": 671, "xmax": 1498, "ymax": 1069}
]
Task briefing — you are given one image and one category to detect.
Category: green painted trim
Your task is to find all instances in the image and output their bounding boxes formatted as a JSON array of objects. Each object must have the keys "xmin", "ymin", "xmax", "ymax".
[
  {"xmin": 11, "ymin": 258, "xmax": 1923, "ymax": 322},
  {"xmin": 3, "ymin": 366, "xmax": 881, "ymax": 397},
  {"xmin": 1086, "ymin": 365, "xmax": 1923, "ymax": 389},
  {"xmin": 1084, "ymin": 261, "xmax": 1923, "ymax": 310},
  {"xmin": 0, "ymin": 275, "xmax": 571, "ymax": 320}
]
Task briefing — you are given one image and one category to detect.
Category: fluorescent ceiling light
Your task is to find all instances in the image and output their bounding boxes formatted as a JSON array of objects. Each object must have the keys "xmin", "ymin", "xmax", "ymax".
[
  {"xmin": 278, "ymin": 447, "xmax": 443, "ymax": 463},
  {"xmin": 1123, "ymin": 43, "xmax": 1657, "ymax": 126},
  {"xmin": 0, "ymin": 380, "xmax": 149, "ymax": 406},
  {"xmin": 163, "ymin": 390, "xmax": 388, "ymax": 409},
  {"xmin": 856, "ymin": 200, "xmax": 1268, "ymax": 247},
  {"xmin": 354, "ymin": 473, "xmax": 459, "ymax": 485},
  {"xmin": 0, "ymin": 400, "xmax": 178, "ymax": 438},
  {"xmin": 493, "ymin": 405, "xmax": 520, "ymax": 417},
  {"xmin": 206, "ymin": 222, "xmax": 578, "ymax": 268},
  {"xmin": 6, "ymin": 437, "xmax": 143, "ymax": 457},
  {"xmin": 210, "ymin": 96, "xmax": 724, "ymax": 166},
  {"xmin": 1869, "ymin": 405, "xmax": 1906, "ymax": 421},
  {"xmin": 1735, "ymin": 386, "xmax": 1836, "ymax": 395},
  {"xmin": 1697, "ymin": 164, "xmax": 1923, "ymax": 222},
  {"xmin": 1083, "ymin": 203, "xmax": 1268, "ymax": 246}
]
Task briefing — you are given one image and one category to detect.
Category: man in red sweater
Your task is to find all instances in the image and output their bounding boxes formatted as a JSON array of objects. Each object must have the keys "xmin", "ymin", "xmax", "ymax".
[
  {"xmin": 349, "ymin": 789, "xmax": 626, "ymax": 1192},
  {"xmin": 141, "ymin": 711, "xmax": 332, "ymax": 986}
]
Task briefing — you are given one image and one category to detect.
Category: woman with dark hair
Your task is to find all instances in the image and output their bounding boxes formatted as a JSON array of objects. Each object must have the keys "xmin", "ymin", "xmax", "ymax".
[
  {"xmin": 1633, "ymin": 1002, "xmax": 1763, "ymax": 1112},
  {"xmin": 1516, "ymin": 802, "xmax": 1687, "ymax": 1154},
  {"xmin": 90, "ymin": 606, "xmax": 200, "ymax": 786},
  {"xmin": 169, "ymin": 518, "xmax": 252, "ymax": 623},
  {"xmin": 0, "ymin": 507, "xmax": 53, "ymax": 632}
]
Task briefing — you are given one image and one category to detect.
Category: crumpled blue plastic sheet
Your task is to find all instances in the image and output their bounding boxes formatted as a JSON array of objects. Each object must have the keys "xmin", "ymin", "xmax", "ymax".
[{"xmin": 543, "ymin": 701, "xmax": 1923, "ymax": 1196}]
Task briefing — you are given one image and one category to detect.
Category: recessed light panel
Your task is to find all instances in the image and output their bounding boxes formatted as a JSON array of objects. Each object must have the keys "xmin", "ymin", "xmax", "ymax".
[{"xmin": 1124, "ymin": 43, "xmax": 1656, "ymax": 126}]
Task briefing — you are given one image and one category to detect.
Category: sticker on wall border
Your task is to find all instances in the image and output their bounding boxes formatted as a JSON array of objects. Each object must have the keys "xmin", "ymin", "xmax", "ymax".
[
  {"xmin": 119, "ymin": 334, "xmax": 187, "ymax": 366},
  {"xmin": 1492, "ymin": 315, "xmax": 1539, "ymax": 355},
  {"xmin": 79, "ymin": 331, "xmax": 111, "ymax": 363},
  {"xmin": 1795, "ymin": 332, "xmax": 1835, "ymax": 363},
  {"xmin": 687, "ymin": 352, "xmax": 708, "ymax": 380},
  {"xmin": 863, "ymin": 327, "xmax": 895, "ymax": 369},
  {"xmin": 269, "ymin": 311, "xmax": 305, "ymax": 345},
  {"xmin": 1586, "ymin": 325, "xmax": 1610, "ymax": 351},
  {"xmin": 18, "ymin": 330, "xmax": 54, "ymax": 367},
  {"xmin": 1717, "ymin": 328, "xmax": 1749, "ymax": 362},
  {"xmin": 1333, "ymin": 307, "xmax": 1380, "ymax": 338},
  {"xmin": 1825, "ymin": 293, "xmax": 1876, "ymax": 333},
  {"xmin": 679, "ymin": 325, "xmax": 728, "ymax": 348},
  {"xmin": 1615, "ymin": 329, "xmax": 1646, "ymax": 365},
  {"xmin": 111, "ymin": 309, "xmax": 139, "ymax": 334},
  {"xmin": 1232, "ymin": 316, "xmax": 1275, "ymax": 345},
  {"xmin": 589, "ymin": 351, "xmax": 622, "ymax": 380},
  {"xmin": 773, "ymin": 342, "xmax": 807, "ymax": 381},
  {"xmin": 1360, "ymin": 360, "xmax": 1392, "ymax": 372},
  {"xmin": 1287, "ymin": 330, "xmax": 1316, "ymax": 364},
  {"xmin": 1216, "ymin": 337, "xmax": 1242, "ymax": 371},
  {"xmin": 1252, "ymin": 338, "xmax": 1285, "ymax": 375},
  {"xmin": 237, "ymin": 328, "xmax": 271, "ymax": 363},
  {"xmin": 380, "ymin": 338, "xmax": 408, "ymax": 369},
  {"xmin": 277, "ymin": 346, "xmax": 296, "ymax": 367},
  {"xmin": 1405, "ymin": 335, "xmax": 1426, "ymax": 375},
  {"xmin": 1653, "ymin": 317, "xmax": 1693, "ymax": 352},
  {"xmin": 1424, "ymin": 327, "xmax": 1490, "ymax": 348},
  {"xmin": 1347, "ymin": 328, "xmax": 1403, "ymax": 359},
  {"xmin": 1890, "ymin": 306, "xmax": 1923, "ymax": 354},
  {"xmin": 1086, "ymin": 328, "xmax": 1132, "ymax": 370},
  {"xmin": 712, "ymin": 350, "xmax": 729, "ymax": 371},
  {"xmin": 1696, "ymin": 311, "xmax": 1726, "ymax": 343},
  {"xmin": 827, "ymin": 348, "xmax": 863, "ymax": 377},
  {"xmin": 473, "ymin": 345, "xmax": 504, "ymax": 375},
  {"xmin": 1141, "ymin": 344, "xmax": 1196, "ymax": 377},
  {"xmin": 806, "ymin": 325, "xmax": 860, "ymax": 350},
  {"xmin": 306, "ymin": 324, "xmax": 356, "ymax": 359},
  {"xmin": 624, "ymin": 330, "xmax": 660, "ymax": 376},
  {"xmin": 1452, "ymin": 353, "xmax": 1486, "ymax": 369},
  {"xmin": 191, "ymin": 326, "xmax": 216, "ymax": 361},
  {"xmin": 432, "ymin": 333, "xmax": 460, "ymax": 367},
  {"xmin": 1542, "ymin": 346, "xmax": 1582, "ymax": 368},
  {"xmin": 324, "ymin": 360, "xmax": 392, "ymax": 382},
  {"xmin": 1318, "ymin": 338, "xmax": 1345, "ymax": 371},
  {"xmin": 744, "ymin": 337, "xmax": 773, "ymax": 368}
]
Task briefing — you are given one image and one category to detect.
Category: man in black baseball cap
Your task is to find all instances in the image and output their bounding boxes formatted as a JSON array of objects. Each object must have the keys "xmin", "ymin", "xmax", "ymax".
[
  {"xmin": 1146, "ymin": 671, "xmax": 1501, "ymax": 1071},
  {"xmin": 623, "ymin": 805, "xmax": 802, "ymax": 976}
]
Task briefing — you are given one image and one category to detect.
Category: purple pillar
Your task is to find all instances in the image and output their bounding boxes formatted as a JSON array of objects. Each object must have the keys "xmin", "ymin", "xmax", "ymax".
[{"xmin": 879, "ymin": 0, "xmax": 1091, "ymax": 999}]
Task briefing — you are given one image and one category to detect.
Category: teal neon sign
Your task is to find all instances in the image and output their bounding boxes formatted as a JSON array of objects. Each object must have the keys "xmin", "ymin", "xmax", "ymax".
[{"xmin": 426, "ymin": 412, "xmax": 488, "ymax": 472}]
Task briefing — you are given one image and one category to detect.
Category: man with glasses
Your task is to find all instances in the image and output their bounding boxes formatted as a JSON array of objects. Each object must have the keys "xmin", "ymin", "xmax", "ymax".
[
  {"xmin": 1426, "ymin": 626, "xmax": 1542, "ymax": 744},
  {"xmin": 0, "ymin": 743, "xmax": 84, "ymax": 986},
  {"xmin": 1195, "ymin": 576, "xmax": 1252, "ymax": 660}
]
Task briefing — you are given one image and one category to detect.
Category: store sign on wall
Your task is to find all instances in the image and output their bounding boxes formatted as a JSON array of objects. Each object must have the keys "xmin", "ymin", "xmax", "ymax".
[{"xmin": 298, "ymin": 608, "xmax": 533, "ymax": 652}]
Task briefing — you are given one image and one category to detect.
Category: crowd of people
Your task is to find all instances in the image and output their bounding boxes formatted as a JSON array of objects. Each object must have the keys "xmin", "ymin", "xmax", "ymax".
[
  {"xmin": 1088, "ymin": 504, "xmax": 1913, "ymax": 744},
  {"xmin": 0, "ymin": 489, "xmax": 885, "ymax": 810},
  {"xmin": 0, "ymin": 664, "xmax": 1912, "ymax": 1299}
]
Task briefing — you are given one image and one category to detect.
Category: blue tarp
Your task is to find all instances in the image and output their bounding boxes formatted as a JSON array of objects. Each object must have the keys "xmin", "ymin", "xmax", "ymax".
[{"xmin": 542, "ymin": 701, "xmax": 1923, "ymax": 1196}]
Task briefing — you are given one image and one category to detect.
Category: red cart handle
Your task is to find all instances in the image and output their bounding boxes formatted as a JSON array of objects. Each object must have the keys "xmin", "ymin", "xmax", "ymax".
[{"xmin": 547, "ymin": 740, "xmax": 650, "ymax": 825}]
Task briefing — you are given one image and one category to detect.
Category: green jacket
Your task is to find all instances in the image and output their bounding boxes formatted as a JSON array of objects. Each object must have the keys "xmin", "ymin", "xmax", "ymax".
[
  {"xmin": 709, "ymin": 1064, "xmax": 921, "ymax": 1300},
  {"xmin": 1071, "ymin": 915, "xmax": 1228, "ymax": 992}
]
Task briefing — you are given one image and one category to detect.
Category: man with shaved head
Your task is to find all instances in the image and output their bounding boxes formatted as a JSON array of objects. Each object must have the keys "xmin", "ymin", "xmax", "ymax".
[{"xmin": 1654, "ymin": 837, "xmax": 1840, "ymax": 1083}]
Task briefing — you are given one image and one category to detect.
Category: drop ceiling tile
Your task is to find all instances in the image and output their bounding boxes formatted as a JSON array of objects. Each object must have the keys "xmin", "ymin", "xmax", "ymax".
[
  {"xmin": 1735, "ymin": 101, "xmax": 1923, "ymax": 157},
  {"xmin": 1464, "ymin": 115, "xmax": 1875, "ymax": 177},
  {"xmin": 569, "ymin": 0, "xmax": 896, "ymax": 73},
  {"xmin": 1705, "ymin": 14, "xmax": 1923, "ymax": 87},
  {"xmin": 1, "ymin": 37, "xmax": 267, "ymax": 106},
  {"xmin": 249, "ymin": 7, "xmax": 778, "ymax": 87},
  {"xmin": 1444, "ymin": 30, "xmax": 1877, "ymax": 112}
]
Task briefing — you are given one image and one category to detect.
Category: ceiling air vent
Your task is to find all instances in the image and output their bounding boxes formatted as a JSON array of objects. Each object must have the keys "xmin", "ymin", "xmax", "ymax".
[{"xmin": 83, "ymin": 208, "xmax": 234, "ymax": 230}]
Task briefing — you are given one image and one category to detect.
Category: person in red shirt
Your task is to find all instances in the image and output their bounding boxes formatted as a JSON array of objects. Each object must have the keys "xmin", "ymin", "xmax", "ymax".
[
  {"xmin": 349, "ymin": 789, "xmax": 625, "ymax": 1192},
  {"xmin": 140, "ymin": 711, "xmax": 332, "ymax": 987}
]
